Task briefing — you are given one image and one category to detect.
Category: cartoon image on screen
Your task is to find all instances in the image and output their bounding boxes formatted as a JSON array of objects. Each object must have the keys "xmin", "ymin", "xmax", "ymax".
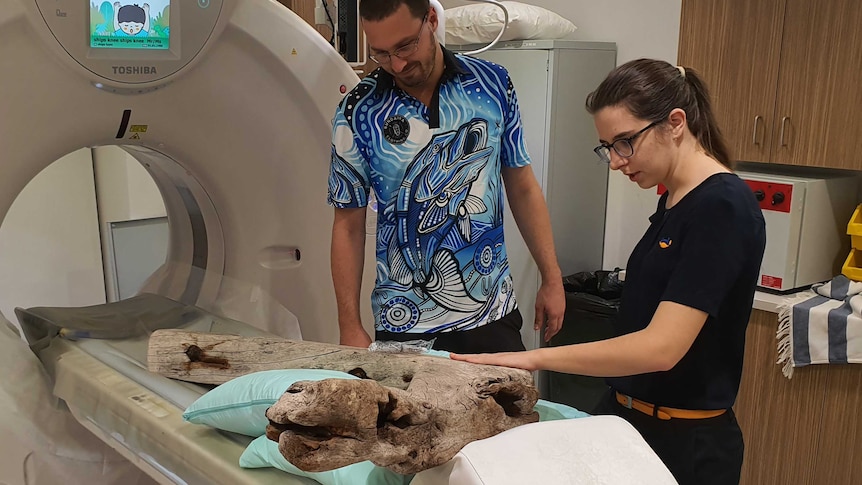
[{"xmin": 90, "ymin": 1, "xmax": 171, "ymax": 50}]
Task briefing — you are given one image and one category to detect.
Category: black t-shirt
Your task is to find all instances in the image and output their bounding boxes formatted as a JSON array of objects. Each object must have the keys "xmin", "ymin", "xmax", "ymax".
[{"xmin": 608, "ymin": 173, "xmax": 766, "ymax": 410}]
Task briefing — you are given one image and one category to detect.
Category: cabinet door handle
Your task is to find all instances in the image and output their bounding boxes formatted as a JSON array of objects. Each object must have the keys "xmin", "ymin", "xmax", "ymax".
[
  {"xmin": 752, "ymin": 115, "xmax": 763, "ymax": 145},
  {"xmin": 779, "ymin": 116, "xmax": 790, "ymax": 147}
]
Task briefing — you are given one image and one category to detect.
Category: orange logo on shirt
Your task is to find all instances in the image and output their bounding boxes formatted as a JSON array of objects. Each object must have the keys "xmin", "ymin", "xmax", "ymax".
[{"xmin": 659, "ymin": 238, "xmax": 672, "ymax": 249}]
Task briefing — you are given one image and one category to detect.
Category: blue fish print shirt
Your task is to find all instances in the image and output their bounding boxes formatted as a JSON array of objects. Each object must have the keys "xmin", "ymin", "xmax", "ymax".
[{"xmin": 327, "ymin": 48, "xmax": 531, "ymax": 334}]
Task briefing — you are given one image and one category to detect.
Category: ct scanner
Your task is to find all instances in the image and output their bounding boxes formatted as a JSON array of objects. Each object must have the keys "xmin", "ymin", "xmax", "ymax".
[
  {"xmin": 0, "ymin": 0, "xmax": 676, "ymax": 483},
  {"xmin": 0, "ymin": 0, "xmax": 366, "ymax": 346},
  {"xmin": 0, "ymin": 0, "xmax": 369, "ymax": 483}
]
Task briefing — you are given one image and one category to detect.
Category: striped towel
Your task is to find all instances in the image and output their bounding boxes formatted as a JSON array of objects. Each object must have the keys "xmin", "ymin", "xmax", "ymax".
[{"xmin": 777, "ymin": 275, "xmax": 862, "ymax": 378}]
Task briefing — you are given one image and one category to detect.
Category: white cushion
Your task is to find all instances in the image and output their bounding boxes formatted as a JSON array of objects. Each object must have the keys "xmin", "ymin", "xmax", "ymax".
[
  {"xmin": 445, "ymin": 1, "xmax": 577, "ymax": 45},
  {"xmin": 410, "ymin": 416, "xmax": 678, "ymax": 485}
]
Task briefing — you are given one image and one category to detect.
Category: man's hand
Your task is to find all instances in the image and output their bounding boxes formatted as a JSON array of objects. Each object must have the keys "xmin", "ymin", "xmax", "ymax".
[
  {"xmin": 534, "ymin": 279, "xmax": 565, "ymax": 342},
  {"xmin": 340, "ymin": 326, "xmax": 373, "ymax": 348},
  {"xmin": 332, "ymin": 206, "xmax": 371, "ymax": 348}
]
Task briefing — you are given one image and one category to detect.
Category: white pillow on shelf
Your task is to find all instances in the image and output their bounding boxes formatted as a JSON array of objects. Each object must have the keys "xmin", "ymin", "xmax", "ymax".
[{"xmin": 444, "ymin": 1, "xmax": 577, "ymax": 45}]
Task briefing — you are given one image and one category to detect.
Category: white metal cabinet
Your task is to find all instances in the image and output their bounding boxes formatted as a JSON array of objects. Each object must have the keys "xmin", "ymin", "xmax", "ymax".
[{"xmin": 454, "ymin": 40, "xmax": 617, "ymax": 356}]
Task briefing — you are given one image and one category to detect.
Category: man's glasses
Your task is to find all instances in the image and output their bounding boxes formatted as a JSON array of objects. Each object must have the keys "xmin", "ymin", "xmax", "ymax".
[
  {"xmin": 594, "ymin": 121, "xmax": 660, "ymax": 164},
  {"xmin": 369, "ymin": 14, "xmax": 428, "ymax": 65}
]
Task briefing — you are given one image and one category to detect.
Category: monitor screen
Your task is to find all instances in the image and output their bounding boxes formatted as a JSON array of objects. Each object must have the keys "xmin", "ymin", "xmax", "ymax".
[{"xmin": 89, "ymin": 1, "xmax": 171, "ymax": 50}]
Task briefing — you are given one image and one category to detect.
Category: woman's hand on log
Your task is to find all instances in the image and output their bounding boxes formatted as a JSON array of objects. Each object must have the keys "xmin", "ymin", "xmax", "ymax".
[{"xmin": 450, "ymin": 350, "xmax": 538, "ymax": 371}]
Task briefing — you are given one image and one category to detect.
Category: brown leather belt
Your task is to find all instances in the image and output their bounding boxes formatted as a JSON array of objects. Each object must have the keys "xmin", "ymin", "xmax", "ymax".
[{"xmin": 615, "ymin": 392, "xmax": 726, "ymax": 420}]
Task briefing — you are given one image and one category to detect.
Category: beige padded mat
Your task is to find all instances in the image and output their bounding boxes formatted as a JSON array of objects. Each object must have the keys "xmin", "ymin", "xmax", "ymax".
[{"xmin": 45, "ymin": 339, "xmax": 315, "ymax": 485}]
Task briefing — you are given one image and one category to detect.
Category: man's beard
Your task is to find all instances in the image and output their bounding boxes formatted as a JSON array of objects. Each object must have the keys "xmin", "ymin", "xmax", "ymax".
[{"xmin": 395, "ymin": 43, "xmax": 437, "ymax": 88}]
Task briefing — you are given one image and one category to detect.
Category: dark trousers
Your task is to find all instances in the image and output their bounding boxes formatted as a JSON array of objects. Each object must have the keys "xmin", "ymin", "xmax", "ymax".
[
  {"xmin": 375, "ymin": 308, "xmax": 526, "ymax": 354},
  {"xmin": 594, "ymin": 389, "xmax": 744, "ymax": 485}
]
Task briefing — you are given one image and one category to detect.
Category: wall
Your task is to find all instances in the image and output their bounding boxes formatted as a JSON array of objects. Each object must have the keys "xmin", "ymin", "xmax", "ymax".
[
  {"xmin": 93, "ymin": 146, "xmax": 166, "ymax": 225},
  {"xmin": 0, "ymin": 149, "xmax": 106, "ymax": 334},
  {"xmin": 92, "ymin": 146, "xmax": 167, "ymax": 302},
  {"xmin": 441, "ymin": 0, "xmax": 682, "ymax": 269}
]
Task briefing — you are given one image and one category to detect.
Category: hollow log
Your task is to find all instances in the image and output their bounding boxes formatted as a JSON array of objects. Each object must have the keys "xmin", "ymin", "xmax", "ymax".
[{"xmin": 147, "ymin": 329, "xmax": 539, "ymax": 474}]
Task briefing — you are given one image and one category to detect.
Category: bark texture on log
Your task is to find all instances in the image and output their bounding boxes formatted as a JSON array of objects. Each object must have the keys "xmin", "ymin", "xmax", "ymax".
[{"xmin": 147, "ymin": 329, "xmax": 539, "ymax": 474}]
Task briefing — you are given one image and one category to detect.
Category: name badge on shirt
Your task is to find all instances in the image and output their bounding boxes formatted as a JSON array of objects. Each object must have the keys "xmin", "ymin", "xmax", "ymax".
[{"xmin": 383, "ymin": 115, "xmax": 410, "ymax": 145}]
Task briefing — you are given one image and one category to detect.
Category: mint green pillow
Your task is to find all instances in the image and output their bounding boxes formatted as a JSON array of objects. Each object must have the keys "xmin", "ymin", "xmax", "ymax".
[
  {"xmin": 182, "ymin": 369, "xmax": 358, "ymax": 437},
  {"xmin": 240, "ymin": 435, "xmax": 414, "ymax": 485},
  {"xmin": 534, "ymin": 398, "xmax": 590, "ymax": 420}
]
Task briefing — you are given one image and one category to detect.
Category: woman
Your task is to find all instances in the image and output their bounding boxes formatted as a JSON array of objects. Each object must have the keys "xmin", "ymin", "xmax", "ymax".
[{"xmin": 452, "ymin": 59, "xmax": 766, "ymax": 485}]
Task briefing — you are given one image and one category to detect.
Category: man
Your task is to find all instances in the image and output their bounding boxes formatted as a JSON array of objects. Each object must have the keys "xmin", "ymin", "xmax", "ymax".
[{"xmin": 328, "ymin": 0, "xmax": 564, "ymax": 353}]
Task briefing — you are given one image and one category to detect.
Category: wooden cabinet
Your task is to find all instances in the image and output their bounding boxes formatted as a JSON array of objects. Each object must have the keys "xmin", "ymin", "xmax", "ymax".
[
  {"xmin": 734, "ymin": 310, "xmax": 826, "ymax": 484},
  {"xmin": 678, "ymin": 0, "xmax": 784, "ymax": 164},
  {"xmin": 678, "ymin": 0, "xmax": 862, "ymax": 170},
  {"xmin": 277, "ymin": 0, "xmax": 333, "ymax": 45},
  {"xmin": 814, "ymin": 365, "xmax": 862, "ymax": 484},
  {"xmin": 734, "ymin": 310, "xmax": 862, "ymax": 485},
  {"xmin": 279, "ymin": 0, "xmax": 377, "ymax": 77}
]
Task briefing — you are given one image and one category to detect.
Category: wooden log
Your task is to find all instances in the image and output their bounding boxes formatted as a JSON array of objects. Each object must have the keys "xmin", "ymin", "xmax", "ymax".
[{"xmin": 147, "ymin": 329, "xmax": 539, "ymax": 474}]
